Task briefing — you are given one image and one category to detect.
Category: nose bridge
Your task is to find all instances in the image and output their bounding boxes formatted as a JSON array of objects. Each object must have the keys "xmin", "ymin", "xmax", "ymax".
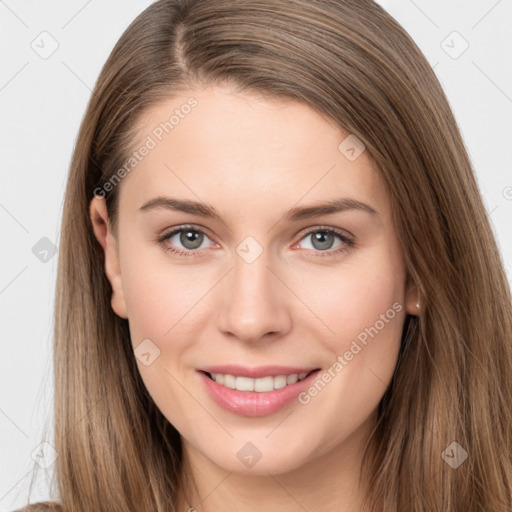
[{"xmin": 217, "ymin": 237, "xmax": 292, "ymax": 341}]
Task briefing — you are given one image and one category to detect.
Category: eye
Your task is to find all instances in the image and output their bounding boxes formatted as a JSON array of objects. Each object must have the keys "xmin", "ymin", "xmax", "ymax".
[
  {"xmin": 158, "ymin": 225, "xmax": 216, "ymax": 257},
  {"xmin": 293, "ymin": 226, "xmax": 354, "ymax": 257},
  {"xmin": 157, "ymin": 224, "xmax": 354, "ymax": 258}
]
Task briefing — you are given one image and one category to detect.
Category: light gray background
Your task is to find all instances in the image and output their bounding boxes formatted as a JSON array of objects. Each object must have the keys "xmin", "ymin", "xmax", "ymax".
[{"xmin": 1, "ymin": 0, "xmax": 511, "ymax": 509}]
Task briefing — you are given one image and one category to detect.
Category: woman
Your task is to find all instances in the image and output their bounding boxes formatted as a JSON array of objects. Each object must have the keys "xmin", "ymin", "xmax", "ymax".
[{"xmin": 19, "ymin": 0, "xmax": 512, "ymax": 510}]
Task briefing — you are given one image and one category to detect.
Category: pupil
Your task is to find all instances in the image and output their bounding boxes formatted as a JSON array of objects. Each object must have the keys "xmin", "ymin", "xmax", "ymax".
[
  {"xmin": 181, "ymin": 230, "xmax": 203, "ymax": 249},
  {"xmin": 313, "ymin": 231, "xmax": 333, "ymax": 250}
]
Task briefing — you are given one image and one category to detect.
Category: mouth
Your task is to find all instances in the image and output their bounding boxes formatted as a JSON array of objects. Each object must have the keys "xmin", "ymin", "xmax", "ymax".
[
  {"xmin": 200, "ymin": 369, "xmax": 319, "ymax": 392},
  {"xmin": 197, "ymin": 367, "xmax": 322, "ymax": 417}
]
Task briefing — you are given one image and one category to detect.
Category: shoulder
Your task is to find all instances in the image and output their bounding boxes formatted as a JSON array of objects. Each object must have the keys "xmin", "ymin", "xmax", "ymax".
[{"xmin": 13, "ymin": 503, "xmax": 63, "ymax": 512}]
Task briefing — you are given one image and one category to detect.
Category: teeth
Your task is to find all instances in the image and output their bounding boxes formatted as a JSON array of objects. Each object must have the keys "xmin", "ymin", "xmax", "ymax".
[{"xmin": 210, "ymin": 372, "xmax": 311, "ymax": 392}]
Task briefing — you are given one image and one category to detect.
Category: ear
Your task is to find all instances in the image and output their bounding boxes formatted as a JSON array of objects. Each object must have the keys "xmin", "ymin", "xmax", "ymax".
[
  {"xmin": 89, "ymin": 195, "xmax": 128, "ymax": 319},
  {"xmin": 404, "ymin": 274, "xmax": 421, "ymax": 316}
]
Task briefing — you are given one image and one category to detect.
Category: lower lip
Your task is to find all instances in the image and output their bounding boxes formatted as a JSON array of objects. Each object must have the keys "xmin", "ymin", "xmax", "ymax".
[{"xmin": 197, "ymin": 370, "xmax": 321, "ymax": 417}]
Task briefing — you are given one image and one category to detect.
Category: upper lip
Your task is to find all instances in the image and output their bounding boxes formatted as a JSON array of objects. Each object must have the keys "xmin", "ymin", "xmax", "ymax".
[{"xmin": 199, "ymin": 365, "xmax": 320, "ymax": 379}]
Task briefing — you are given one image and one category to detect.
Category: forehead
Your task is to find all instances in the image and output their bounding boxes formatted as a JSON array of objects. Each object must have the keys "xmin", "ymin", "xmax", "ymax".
[{"xmin": 117, "ymin": 85, "xmax": 389, "ymax": 219}]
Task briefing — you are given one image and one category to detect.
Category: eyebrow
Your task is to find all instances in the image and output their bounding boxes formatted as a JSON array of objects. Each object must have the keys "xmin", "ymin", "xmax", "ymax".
[{"xmin": 138, "ymin": 196, "xmax": 379, "ymax": 221}]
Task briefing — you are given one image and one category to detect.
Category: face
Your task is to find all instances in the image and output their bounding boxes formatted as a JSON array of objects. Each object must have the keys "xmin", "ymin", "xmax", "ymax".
[{"xmin": 90, "ymin": 84, "xmax": 418, "ymax": 478}]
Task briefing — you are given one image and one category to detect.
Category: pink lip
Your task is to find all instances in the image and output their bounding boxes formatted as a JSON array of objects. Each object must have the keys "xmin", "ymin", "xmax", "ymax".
[
  {"xmin": 197, "ymin": 368, "xmax": 321, "ymax": 417},
  {"xmin": 199, "ymin": 364, "xmax": 318, "ymax": 379}
]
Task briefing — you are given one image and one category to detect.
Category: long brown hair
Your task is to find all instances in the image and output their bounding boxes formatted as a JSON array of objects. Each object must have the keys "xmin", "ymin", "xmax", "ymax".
[{"xmin": 22, "ymin": 0, "xmax": 512, "ymax": 510}]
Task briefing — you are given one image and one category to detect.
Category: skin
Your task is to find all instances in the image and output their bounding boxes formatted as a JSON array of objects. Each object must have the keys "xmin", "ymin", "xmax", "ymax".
[{"xmin": 90, "ymin": 84, "xmax": 419, "ymax": 512}]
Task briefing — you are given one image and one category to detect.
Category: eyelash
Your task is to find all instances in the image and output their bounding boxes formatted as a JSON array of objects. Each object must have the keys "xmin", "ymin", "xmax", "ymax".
[{"xmin": 157, "ymin": 224, "xmax": 355, "ymax": 259}]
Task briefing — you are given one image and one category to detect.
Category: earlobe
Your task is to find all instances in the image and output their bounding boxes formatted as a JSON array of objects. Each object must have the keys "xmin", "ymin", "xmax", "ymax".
[
  {"xmin": 404, "ymin": 276, "xmax": 421, "ymax": 317},
  {"xmin": 89, "ymin": 195, "xmax": 128, "ymax": 319}
]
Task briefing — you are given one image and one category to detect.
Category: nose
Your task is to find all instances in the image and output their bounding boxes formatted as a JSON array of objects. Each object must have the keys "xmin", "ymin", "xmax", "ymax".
[{"xmin": 217, "ymin": 248, "xmax": 293, "ymax": 344}]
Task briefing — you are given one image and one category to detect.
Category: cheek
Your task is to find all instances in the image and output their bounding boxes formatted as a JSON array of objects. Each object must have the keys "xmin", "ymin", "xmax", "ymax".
[
  {"xmin": 305, "ymin": 271, "xmax": 404, "ymax": 375},
  {"xmin": 125, "ymin": 276, "xmax": 190, "ymax": 348},
  {"xmin": 294, "ymin": 245, "xmax": 405, "ymax": 348},
  {"xmin": 119, "ymin": 249, "xmax": 210, "ymax": 424},
  {"xmin": 293, "ymin": 247, "xmax": 406, "ymax": 402},
  {"xmin": 122, "ymin": 267, "xmax": 177, "ymax": 345},
  {"xmin": 120, "ymin": 245, "xmax": 219, "ymax": 357}
]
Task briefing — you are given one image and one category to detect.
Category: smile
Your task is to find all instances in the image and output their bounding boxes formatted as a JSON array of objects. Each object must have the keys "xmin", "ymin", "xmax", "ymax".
[
  {"xmin": 205, "ymin": 371, "xmax": 314, "ymax": 392},
  {"xmin": 197, "ymin": 367, "xmax": 322, "ymax": 417}
]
